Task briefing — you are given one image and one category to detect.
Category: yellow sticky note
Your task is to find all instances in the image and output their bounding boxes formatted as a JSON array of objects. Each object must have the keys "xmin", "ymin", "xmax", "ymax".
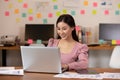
[
  {"xmin": 52, "ymin": 0, "xmax": 57, "ymax": 2},
  {"xmin": 16, "ymin": 18, "xmax": 20, "ymax": 22},
  {"xmin": 62, "ymin": 9, "xmax": 67, "ymax": 14},
  {"xmin": 18, "ymin": 0, "xmax": 23, "ymax": 3},
  {"xmin": 118, "ymin": 3, "xmax": 120, "ymax": 9},
  {"xmin": 112, "ymin": 40, "xmax": 116, "ymax": 45},
  {"xmin": 56, "ymin": 11, "xmax": 61, "ymax": 17},
  {"xmin": 8, "ymin": 3, "xmax": 13, "ymax": 9},
  {"xmin": 28, "ymin": 9, "xmax": 33, "ymax": 14},
  {"xmin": 92, "ymin": 10, "xmax": 97, "ymax": 15}
]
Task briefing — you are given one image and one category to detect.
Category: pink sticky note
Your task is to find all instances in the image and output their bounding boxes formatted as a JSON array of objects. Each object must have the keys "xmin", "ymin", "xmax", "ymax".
[
  {"xmin": 75, "ymin": 26, "xmax": 80, "ymax": 31},
  {"xmin": 80, "ymin": 10, "xmax": 85, "ymax": 15},
  {"xmin": 23, "ymin": 3, "xmax": 28, "ymax": 8},
  {"xmin": 104, "ymin": 10, "xmax": 109, "ymax": 15},
  {"xmin": 5, "ymin": 11, "xmax": 10, "ymax": 16},
  {"xmin": 116, "ymin": 40, "xmax": 120, "ymax": 44},
  {"xmin": 93, "ymin": 2, "xmax": 98, "ymax": 7},
  {"xmin": 27, "ymin": 39, "xmax": 33, "ymax": 44},
  {"xmin": 29, "ymin": 16, "xmax": 33, "ymax": 21},
  {"xmin": 48, "ymin": 13, "xmax": 53, "ymax": 18}
]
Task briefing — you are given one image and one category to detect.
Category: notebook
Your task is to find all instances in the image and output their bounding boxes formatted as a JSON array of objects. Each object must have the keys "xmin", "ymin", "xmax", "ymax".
[{"xmin": 20, "ymin": 46, "xmax": 62, "ymax": 73}]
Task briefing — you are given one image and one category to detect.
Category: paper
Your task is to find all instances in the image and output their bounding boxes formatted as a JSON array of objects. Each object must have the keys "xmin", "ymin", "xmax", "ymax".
[
  {"xmin": 0, "ymin": 67, "xmax": 24, "ymax": 75},
  {"xmin": 54, "ymin": 72, "xmax": 102, "ymax": 79},
  {"xmin": 100, "ymin": 72, "xmax": 120, "ymax": 79},
  {"xmin": 0, "ymin": 67, "xmax": 15, "ymax": 70},
  {"xmin": 54, "ymin": 72, "xmax": 120, "ymax": 79}
]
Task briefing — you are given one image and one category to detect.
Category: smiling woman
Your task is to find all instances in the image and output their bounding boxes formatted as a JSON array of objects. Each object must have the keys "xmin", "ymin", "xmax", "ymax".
[{"xmin": 47, "ymin": 14, "xmax": 89, "ymax": 71}]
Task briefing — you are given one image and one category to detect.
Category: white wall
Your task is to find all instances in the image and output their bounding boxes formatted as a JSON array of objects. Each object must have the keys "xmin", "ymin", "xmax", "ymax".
[
  {"xmin": 0, "ymin": 0, "xmax": 120, "ymax": 41},
  {"xmin": 0, "ymin": 0, "xmax": 120, "ymax": 67}
]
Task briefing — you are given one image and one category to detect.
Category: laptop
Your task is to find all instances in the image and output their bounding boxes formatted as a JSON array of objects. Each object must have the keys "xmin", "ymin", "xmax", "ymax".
[{"xmin": 20, "ymin": 46, "xmax": 62, "ymax": 73}]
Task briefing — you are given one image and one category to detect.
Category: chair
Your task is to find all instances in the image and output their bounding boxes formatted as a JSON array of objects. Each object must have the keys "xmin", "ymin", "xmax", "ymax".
[{"xmin": 109, "ymin": 46, "xmax": 120, "ymax": 68}]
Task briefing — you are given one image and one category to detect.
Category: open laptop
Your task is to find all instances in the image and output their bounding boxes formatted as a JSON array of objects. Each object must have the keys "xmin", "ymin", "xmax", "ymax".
[{"xmin": 20, "ymin": 46, "xmax": 62, "ymax": 73}]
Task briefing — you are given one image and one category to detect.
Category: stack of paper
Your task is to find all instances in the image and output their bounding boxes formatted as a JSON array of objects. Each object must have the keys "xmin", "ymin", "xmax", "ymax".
[
  {"xmin": 54, "ymin": 72, "xmax": 120, "ymax": 79},
  {"xmin": 0, "ymin": 67, "xmax": 24, "ymax": 75},
  {"xmin": 100, "ymin": 72, "xmax": 120, "ymax": 79},
  {"xmin": 54, "ymin": 72, "xmax": 102, "ymax": 79}
]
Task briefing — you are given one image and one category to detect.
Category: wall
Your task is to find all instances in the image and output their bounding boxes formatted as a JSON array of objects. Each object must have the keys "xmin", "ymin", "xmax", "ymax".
[
  {"xmin": 0, "ymin": 0, "xmax": 120, "ymax": 67},
  {"xmin": 0, "ymin": 0, "xmax": 120, "ymax": 42}
]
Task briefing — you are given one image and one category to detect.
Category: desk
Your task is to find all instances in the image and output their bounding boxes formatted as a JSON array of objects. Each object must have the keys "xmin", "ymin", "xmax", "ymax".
[
  {"xmin": 0, "ymin": 45, "xmax": 115, "ymax": 66},
  {"xmin": 89, "ymin": 45, "xmax": 115, "ymax": 50},
  {"xmin": 0, "ymin": 46, "xmax": 20, "ymax": 66},
  {"xmin": 0, "ymin": 68, "xmax": 120, "ymax": 80}
]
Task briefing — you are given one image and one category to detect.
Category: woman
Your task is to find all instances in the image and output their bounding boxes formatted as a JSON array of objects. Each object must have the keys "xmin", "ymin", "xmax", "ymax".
[{"xmin": 47, "ymin": 14, "xmax": 88, "ymax": 71}]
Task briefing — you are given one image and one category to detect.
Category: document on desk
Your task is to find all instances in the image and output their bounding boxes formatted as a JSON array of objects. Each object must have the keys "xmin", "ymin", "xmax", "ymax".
[
  {"xmin": 0, "ymin": 67, "xmax": 24, "ymax": 75},
  {"xmin": 54, "ymin": 72, "xmax": 102, "ymax": 79},
  {"xmin": 54, "ymin": 72, "xmax": 120, "ymax": 79},
  {"xmin": 100, "ymin": 72, "xmax": 120, "ymax": 79}
]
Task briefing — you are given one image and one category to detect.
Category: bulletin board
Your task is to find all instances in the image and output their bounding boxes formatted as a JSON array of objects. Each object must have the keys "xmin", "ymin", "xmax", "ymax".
[{"xmin": 0, "ymin": 0, "xmax": 120, "ymax": 43}]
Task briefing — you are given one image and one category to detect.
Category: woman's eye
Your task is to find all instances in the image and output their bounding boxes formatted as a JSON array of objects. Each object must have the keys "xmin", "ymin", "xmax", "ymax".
[{"xmin": 62, "ymin": 28, "xmax": 67, "ymax": 30}]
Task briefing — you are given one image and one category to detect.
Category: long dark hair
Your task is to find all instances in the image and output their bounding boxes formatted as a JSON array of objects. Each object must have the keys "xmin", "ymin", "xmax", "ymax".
[{"xmin": 56, "ymin": 14, "xmax": 79, "ymax": 42}]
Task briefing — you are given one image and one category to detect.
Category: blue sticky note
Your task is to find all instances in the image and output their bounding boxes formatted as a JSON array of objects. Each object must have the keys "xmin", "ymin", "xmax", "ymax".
[{"xmin": 54, "ymin": 5, "xmax": 58, "ymax": 10}]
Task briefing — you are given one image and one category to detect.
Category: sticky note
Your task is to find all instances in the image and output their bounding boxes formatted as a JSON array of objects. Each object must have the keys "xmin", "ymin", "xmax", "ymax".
[
  {"xmin": 28, "ymin": 9, "xmax": 33, "ymax": 14},
  {"xmin": 5, "ymin": 11, "xmax": 10, "ymax": 16},
  {"xmin": 36, "ymin": 40, "xmax": 42, "ymax": 44},
  {"xmin": 23, "ymin": 3, "xmax": 28, "ymax": 8},
  {"xmin": 84, "ymin": 1, "xmax": 88, "ymax": 6},
  {"xmin": 53, "ymin": 5, "xmax": 58, "ymax": 10},
  {"xmin": 16, "ymin": 18, "xmax": 20, "ymax": 22},
  {"xmin": 118, "ymin": 3, "xmax": 120, "ymax": 9},
  {"xmin": 56, "ymin": 11, "xmax": 61, "ymax": 16},
  {"xmin": 115, "ymin": 10, "xmax": 120, "ymax": 15},
  {"xmin": 71, "ymin": 11, "xmax": 75, "ymax": 15},
  {"xmin": 99, "ymin": 39, "xmax": 105, "ymax": 44},
  {"xmin": 52, "ymin": 0, "xmax": 57, "ymax": 2},
  {"xmin": 18, "ymin": 0, "xmax": 23, "ymax": 3},
  {"xmin": 8, "ymin": 3, "xmax": 13, "ymax": 8},
  {"xmin": 75, "ymin": 26, "xmax": 80, "ymax": 31},
  {"xmin": 48, "ymin": 13, "xmax": 53, "ymax": 18},
  {"xmin": 14, "ymin": 9, "xmax": 19, "ymax": 14},
  {"xmin": 27, "ymin": 39, "xmax": 33, "ymax": 44},
  {"xmin": 112, "ymin": 40, "xmax": 116, "ymax": 45},
  {"xmin": 36, "ymin": 13, "xmax": 42, "ymax": 18},
  {"xmin": 80, "ymin": 10, "xmax": 85, "ymax": 15},
  {"xmin": 93, "ymin": 2, "xmax": 98, "ymax": 7},
  {"xmin": 116, "ymin": 40, "xmax": 120, "ymax": 44},
  {"xmin": 22, "ymin": 13, "xmax": 26, "ymax": 17},
  {"xmin": 28, "ymin": 16, "xmax": 33, "ymax": 21},
  {"xmin": 43, "ymin": 19, "xmax": 47, "ymax": 24},
  {"xmin": 62, "ymin": 9, "xmax": 67, "ymax": 14},
  {"xmin": 104, "ymin": 10, "xmax": 109, "ymax": 15},
  {"xmin": 92, "ymin": 10, "xmax": 97, "ymax": 15}
]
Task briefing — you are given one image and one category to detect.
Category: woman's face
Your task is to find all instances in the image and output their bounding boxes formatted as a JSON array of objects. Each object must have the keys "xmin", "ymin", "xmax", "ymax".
[{"xmin": 57, "ymin": 22, "xmax": 74, "ymax": 40}]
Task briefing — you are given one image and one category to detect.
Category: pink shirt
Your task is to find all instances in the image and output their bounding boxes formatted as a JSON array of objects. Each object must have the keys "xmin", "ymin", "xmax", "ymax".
[{"xmin": 47, "ymin": 38, "xmax": 89, "ymax": 70}]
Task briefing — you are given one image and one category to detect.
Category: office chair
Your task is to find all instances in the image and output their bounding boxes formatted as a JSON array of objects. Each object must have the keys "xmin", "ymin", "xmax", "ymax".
[{"xmin": 109, "ymin": 46, "xmax": 120, "ymax": 68}]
